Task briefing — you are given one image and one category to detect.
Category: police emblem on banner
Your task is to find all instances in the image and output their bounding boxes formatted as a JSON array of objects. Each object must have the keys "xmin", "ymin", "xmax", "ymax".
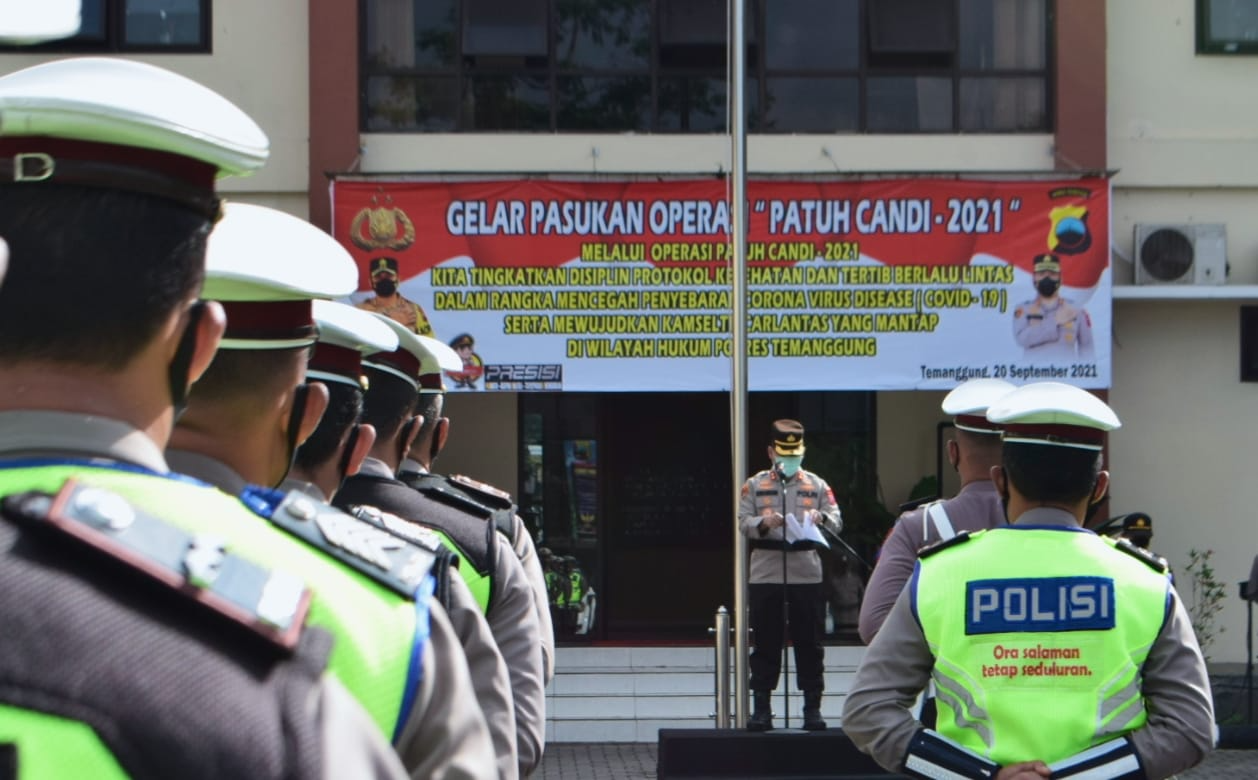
[{"xmin": 349, "ymin": 193, "xmax": 416, "ymax": 252}]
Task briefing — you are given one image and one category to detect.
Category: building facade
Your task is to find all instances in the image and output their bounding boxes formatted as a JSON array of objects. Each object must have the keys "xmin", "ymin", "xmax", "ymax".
[{"xmin": 3, "ymin": 0, "xmax": 1254, "ymax": 667}]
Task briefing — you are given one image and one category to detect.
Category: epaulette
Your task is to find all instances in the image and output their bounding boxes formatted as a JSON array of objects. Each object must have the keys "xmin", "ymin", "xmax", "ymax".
[
  {"xmin": 448, "ymin": 473, "xmax": 515, "ymax": 512},
  {"xmin": 1110, "ymin": 537, "xmax": 1170, "ymax": 574},
  {"xmin": 409, "ymin": 474, "xmax": 496, "ymax": 520},
  {"xmin": 251, "ymin": 487, "xmax": 437, "ymax": 601},
  {"xmin": 898, "ymin": 495, "xmax": 938, "ymax": 514},
  {"xmin": 347, "ymin": 504, "xmax": 461, "ymax": 610},
  {"xmin": 3, "ymin": 480, "xmax": 312, "ymax": 651},
  {"xmin": 917, "ymin": 530, "xmax": 974, "ymax": 558}
]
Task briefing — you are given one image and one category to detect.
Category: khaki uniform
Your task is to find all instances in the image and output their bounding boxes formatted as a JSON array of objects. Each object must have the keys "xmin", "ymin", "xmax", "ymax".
[
  {"xmin": 1013, "ymin": 295, "xmax": 1095, "ymax": 360},
  {"xmin": 167, "ymin": 449, "xmax": 496, "ymax": 780},
  {"xmin": 310, "ymin": 479, "xmax": 522, "ymax": 780},
  {"xmin": 841, "ymin": 508, "xmax": 1216, "ymax": 779},
  {"xmin": 400, "ymin": 458, "xmax": 556, "ymax": 684},
  {"xmin": 737, "ymin": 467, "xmax": 842, "ymax": 696},
  {"xmin": 358, "ymin": 295, "xmax": 434, "ymax": 336},
  {"xmin": 0, "ymin": 411, "xmax": 410, "ymax": 780},
  {"xmin": 338, "ymin": 458, "xmax": 547, "ymax": 778},
  {"xmin": 858, "ymin": 480, "xmax": 1006, "ymax": 643}
]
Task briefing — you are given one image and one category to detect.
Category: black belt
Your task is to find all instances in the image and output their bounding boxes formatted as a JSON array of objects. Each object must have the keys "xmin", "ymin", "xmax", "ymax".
[{"xmin": 749, "ymin": 539, "xmax": 817, "ymax": 552}]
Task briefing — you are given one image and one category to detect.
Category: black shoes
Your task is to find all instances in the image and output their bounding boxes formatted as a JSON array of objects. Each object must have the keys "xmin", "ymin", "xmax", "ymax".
[{"xmin": 747, "ymin": 691, "xmax": 774, "ymax": 731}]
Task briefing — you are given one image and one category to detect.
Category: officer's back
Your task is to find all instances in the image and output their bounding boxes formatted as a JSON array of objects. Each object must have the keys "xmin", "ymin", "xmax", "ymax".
[{"xmin": 0, "ymin": 57, "xmax": 406, "ymax": 779}]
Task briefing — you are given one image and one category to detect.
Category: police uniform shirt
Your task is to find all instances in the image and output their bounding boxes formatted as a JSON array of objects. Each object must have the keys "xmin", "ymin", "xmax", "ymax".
[
  {"xmin": 840, "ymin": 508, "xmax": 1216, "ymax": 779},
  {"xmin": 283, "ymin": 475, "xmax": 520, "ymax": 780},
  {"xmin": 0, "ymin": 410, "xmax": 412, "ymax": 780},
  {"xmin": 169, "ymin": 449, "xmax": 498, "ymax": 780},
  {"xmin": 858, "ymin": 480, "xmax": 1005, "ymax": 644},
  {"xmin": 1013, "ymin": 295, "xmax": 1095, "ymax": 360},
  {"xmin": 349, "ymin": 457, "xmax": 547, "ymax": 778},
  {"xmin": 737, "ymin": 467, "xmax": 842, "ymax": 585},
  {"xmin": 399, "ymin": 456, "xmax": 556, "ymax": 686}
]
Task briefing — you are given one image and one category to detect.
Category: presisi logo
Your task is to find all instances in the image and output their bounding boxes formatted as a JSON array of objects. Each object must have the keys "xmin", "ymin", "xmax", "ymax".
[
  {"xmin": 965, "ymin": 576, "xmax": 1115, "ymax": 635},
  {"xmin": 483, "ymin": 364, "xmax": 563, "ymax": 385}
]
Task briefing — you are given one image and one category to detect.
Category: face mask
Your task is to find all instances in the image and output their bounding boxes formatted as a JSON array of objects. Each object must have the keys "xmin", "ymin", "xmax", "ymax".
[
  {"xmin": 374, "ymin": 279, "xmax": 397, "ymax": 297},
  {"xmin": 1036, "ymin": 277, "xmax": 1060, "ymax": 297},
  {"xmin": 775, "ymin": 456, "xmax": 803, "ymax": 478}
]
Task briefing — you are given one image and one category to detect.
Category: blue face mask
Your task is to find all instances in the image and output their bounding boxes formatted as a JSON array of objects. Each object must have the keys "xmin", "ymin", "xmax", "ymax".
[{"xmin": 775, "ymin": 455, "xmax": 803, "ymax": 478}]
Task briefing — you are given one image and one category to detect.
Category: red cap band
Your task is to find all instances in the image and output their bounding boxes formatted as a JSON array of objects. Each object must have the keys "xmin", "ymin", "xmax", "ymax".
[
  {"xmin": 309, "ymin": 342, "xmax": 362, "ymax": 381},
  {"xmin": 365, "ymin": 349, "xmax": 420, "ymax": 384},
  {"xmin": 0, "ymin": 136, "xmax": 216, "ymax": 191},
  {"xmin": 219, "ymin": 300, "xmax": 315, "ymax": 343},
  {"xmin": 1002, "ymin": 422, "xmax": 1105, "ymax": 447},
  {"xmin": 954, "ymin": 414, "xmax": 1001, "ymax": 433}
]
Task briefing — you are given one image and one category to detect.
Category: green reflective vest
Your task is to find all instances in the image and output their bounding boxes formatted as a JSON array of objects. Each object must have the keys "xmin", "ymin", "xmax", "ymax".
[
  {"xmin": 430, "ymin": 526, "xmax": 492, "ymax": 613},
  {"xmin": 0, "ymin": 463, "xmax": 420, "ymax": 772},
  {"xmin": 915, "ymin": 526, "xmax": 1170, "ymax": 766}
]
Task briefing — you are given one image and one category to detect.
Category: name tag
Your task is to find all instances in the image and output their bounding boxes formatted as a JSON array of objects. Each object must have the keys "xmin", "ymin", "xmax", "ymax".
[{"xmin": 965, "ymin": 576, "xmax": 1114, "ymax": 635}]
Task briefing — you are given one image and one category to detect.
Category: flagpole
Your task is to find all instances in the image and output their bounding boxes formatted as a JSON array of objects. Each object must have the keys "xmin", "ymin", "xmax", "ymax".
[{"xmin": 729, "ymin": 0, "xmax": 750, "ymax": 730}]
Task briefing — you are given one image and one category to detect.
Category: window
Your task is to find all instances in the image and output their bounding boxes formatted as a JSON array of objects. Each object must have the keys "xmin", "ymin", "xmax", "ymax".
[
  {"xmin": 361, "ymin": 0, "xmax": 1049, "ymax": 133},
  {"xmin": 0, "ymin": 0, "xmax": 210, "ymax": 52},
  {"xmin": 1197, "ymin": 0, "xmax": 1258, "ymax": 54}
]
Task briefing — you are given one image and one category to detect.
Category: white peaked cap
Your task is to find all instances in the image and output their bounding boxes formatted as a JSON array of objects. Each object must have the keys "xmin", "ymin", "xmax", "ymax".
[
  {"xmin": 203, "ymin": 203, "xmax": 357, "ymax": 350},
  {"xmin": 0, "ymin": 57, "xmax": 268, "ymax": 177},
  {"xmin": 203, "ymin": 203, "xmax": 357, "ymax": 302},
  {"xmin": 307, "ymin": 301, "xmax": 398, "ymax": 389},
  {"xmin": 986, "ymin": 382, "xmax": 1120, "ymax": 451},
  {"xmin": 364, "ymin": 313, "xmax": 463, "ymax": 391},
  {"xmin": 942, "ymin": 378, "xmax": 1015, "ymax": 434}
]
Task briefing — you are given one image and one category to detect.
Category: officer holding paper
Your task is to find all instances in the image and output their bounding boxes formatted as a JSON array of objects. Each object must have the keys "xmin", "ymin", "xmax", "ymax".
[{"xmin": 842, "ymin": 383, "xmax": 1214, "ymax": 780}]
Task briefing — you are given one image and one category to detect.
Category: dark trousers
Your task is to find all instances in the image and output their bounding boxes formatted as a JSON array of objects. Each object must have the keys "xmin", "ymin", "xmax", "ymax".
[{"xmin": 749, "ymin": 582, "xmax": 825, "ymax": 693}]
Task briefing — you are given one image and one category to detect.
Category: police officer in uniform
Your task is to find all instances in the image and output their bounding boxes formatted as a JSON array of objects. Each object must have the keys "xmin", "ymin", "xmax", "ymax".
[
  {"xmin": 738, "ymin": 420, "xmax": 843, "ymax": 732},
  {"xmin": 334, "ymin": 328, "xmax": 548, "ymax": 778},
  {"xmin": 357, "ymin": 256, "xmax": 435, "ymax": 336},
  {"xmin": 396, "ymin": 372, "xmax": 556, "ymax": 683},
  {"xmin": 842, "ymin": 383, "xmax": 1215, "ymax": 779},
  {"xmin": 165, "ymin": 203, "xmax": 495, "ymax": 778},
  {"xmin": 859, "ymin": 378, "xmax": 1013, "ymax": 644},
  {"xmin": 1013, "ymin": 253, "xmax": 1095, "ymax": 360},
  {"xmin": 285, "ymin": 300, "xmax": 520, "ymax": 780},
  {"xmin": 0, "ymin": 58, "xmax": 407, "ymax": 778}
]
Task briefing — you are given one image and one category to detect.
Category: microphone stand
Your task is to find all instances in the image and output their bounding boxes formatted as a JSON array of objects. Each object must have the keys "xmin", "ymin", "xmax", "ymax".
[{"xmin": 777, "ymin": 464, "xmax": 791, "ymax": 729}]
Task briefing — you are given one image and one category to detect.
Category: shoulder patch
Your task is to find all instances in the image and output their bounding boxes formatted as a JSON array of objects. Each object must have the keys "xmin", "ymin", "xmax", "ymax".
[
  {"xmin": 266, "ymin": 490, "xmax": 437, "ymax": 600},
  {"xmin": 918, "ymin": 529, "xmax": 974, "ymax": 558},
  {"xmin": 1110, "ymin": 537, "xmax": 1169, "ymax": 574},
  {"xmin": 3, "ymin": 480, "xmax": 312, "ymax": 651}
]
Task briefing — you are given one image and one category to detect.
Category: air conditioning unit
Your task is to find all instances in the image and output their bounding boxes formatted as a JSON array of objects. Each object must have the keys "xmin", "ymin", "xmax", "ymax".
[{"xmin": 1133, "ymin": 223, "xmax": 1227, "ymax": 285}]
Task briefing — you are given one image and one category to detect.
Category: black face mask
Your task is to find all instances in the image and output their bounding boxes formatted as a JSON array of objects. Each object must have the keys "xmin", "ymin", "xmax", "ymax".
[
  {"xmin": 1036, "ymin": 277, "xmax": 1060, "ymax": 297},
  {"xmin": 278, "ymin": 383, "xmax": 311, "ymax": 488},
  {"xmin": 167, "ymin": 301, "xmax": 207, "ymax": 421},
  {"xmin": 373, "ymin": 279, "xmax": 397, "ymax": 297}
]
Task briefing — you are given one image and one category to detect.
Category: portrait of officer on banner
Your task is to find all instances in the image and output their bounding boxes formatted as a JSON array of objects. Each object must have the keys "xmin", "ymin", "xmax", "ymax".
[
  {"xmin": 1012, "ymin": 252, "xmax": 1094, "ymax": 360},
  {"xmin": 355, "ymin": 255, "xmax": 436, "ymax": 338}
]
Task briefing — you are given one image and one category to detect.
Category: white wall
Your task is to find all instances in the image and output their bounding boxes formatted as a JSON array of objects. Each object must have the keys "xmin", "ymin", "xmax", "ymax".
[
  {"xmin": 362, "ymin": 134, "xmax": 1053, "ymax": 176},
  {"xmin": 0, "ymin": 0, "xmax": 310, "ymax": 200},
  {"xmin": 1107, "ymin": 1, "xmax": 1258, "ymax": 663}
]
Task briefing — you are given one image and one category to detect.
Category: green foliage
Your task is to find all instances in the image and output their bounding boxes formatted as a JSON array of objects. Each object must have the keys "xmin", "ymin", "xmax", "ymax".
[
  {"xmin": 806, "ymin": 434, "xmax": 895, "ymax": 550},
  {"xmin": 906, "ymin": 475, "xmax": 939, "ymax": 504},
  {"xmin": 1184, "ymin": 548, "xmax": 1227, "ymax": 660}
]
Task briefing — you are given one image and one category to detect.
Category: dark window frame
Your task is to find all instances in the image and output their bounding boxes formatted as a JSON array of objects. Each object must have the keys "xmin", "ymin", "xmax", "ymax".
[
  {"xmin": 359, "ymin": 0, "xmax": 1052, "ymax": 134},
  {"xmin": 0, "ymin": 0, "xmax": 212, "ymax": 54},
  {"xmin": 1196, "ymin": 0, "xmax": 1258, "ymax": 55}
]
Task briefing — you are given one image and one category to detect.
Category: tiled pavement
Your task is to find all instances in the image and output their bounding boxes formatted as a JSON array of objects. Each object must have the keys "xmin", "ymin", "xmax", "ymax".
[{"xmin": 536, "ymin": 743, "xmax": 1258, "ymax": 779}]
